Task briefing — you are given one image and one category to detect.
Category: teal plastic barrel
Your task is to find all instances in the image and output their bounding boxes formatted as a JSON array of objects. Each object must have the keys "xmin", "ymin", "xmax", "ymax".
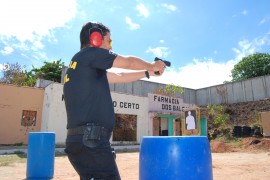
[
  {"xmin": 139, "ymin": 136, "xmax": 213, "ymax": 180},
  {"xmin": 27, "ymin": 132, "xmax": 55, "ymax": 180}
]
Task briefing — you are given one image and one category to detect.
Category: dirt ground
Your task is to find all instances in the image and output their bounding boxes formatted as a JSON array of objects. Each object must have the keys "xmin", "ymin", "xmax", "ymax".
[{"xmin": 0, "ymin": 137, "xmax": 270, "ymax": 180}]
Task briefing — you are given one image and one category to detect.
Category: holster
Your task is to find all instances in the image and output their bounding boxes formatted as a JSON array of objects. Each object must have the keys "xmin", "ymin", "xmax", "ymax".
[
  {"xmin": 83, "ymin": 124, "xmax": 103, "ymax": 141},
  {"xmin": 67, "ymin": 123, "xmax": 111, "ymax": 148}
]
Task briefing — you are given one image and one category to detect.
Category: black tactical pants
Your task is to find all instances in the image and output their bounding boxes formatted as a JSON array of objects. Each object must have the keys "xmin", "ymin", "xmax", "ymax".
[{"xmin": 65, "ymin": 137, "xmax": 121, "ymax": 180}]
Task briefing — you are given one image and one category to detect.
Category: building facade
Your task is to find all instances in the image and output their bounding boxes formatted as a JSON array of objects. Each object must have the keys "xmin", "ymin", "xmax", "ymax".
[{"xmin": 41, "ymin": 83, "xmax": 194, "ymax": 144}]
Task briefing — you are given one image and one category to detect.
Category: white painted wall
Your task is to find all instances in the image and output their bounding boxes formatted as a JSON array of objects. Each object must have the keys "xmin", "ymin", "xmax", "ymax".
[{"xmin": 41, "ymin": 83, "xmax": 67, "ymax": 144}]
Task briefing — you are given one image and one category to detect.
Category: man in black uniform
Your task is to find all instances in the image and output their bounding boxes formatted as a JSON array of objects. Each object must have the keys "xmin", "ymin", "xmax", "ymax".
[{"xmin": 63, "ymin": 21, "xmax": 166, "ymax": 180}]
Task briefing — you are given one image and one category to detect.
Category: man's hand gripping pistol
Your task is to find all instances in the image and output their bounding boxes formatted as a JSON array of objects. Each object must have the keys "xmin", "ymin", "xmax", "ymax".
[{"xmin": 154, "ymin": 57, "xmax": 171, "ymax": 75}]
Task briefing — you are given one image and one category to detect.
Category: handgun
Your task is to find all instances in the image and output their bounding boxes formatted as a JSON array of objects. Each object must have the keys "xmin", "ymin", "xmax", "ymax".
[{"xmin": 154, "ymin": 57, "xmax": 171, "ymax": 75}]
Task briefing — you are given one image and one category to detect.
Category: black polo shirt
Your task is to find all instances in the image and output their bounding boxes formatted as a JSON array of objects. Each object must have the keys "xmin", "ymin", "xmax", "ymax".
[{"xmin": 63, "ymin": 47, "xmax": 117, "ymax": 130}]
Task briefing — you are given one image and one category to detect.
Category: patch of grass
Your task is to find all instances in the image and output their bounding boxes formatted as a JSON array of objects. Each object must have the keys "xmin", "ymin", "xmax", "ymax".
[
  {"xmin": 225, "ymin": 138, "xmax": 243, "ymax": 148},
  {"xmin": 13, "ymin": 142, "xmax": 24, "ymax": 146},
  {"xmin": 0, "ymin": 154, "xmax": 26, "ymax": 167},
  {"xmin": 216, "ymin": 136, "xmax": 243, "ymax": 148}
]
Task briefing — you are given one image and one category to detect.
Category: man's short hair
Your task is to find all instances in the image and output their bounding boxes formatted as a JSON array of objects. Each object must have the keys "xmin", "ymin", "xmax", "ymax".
[{"xmin": 80, "ymin": 22, "xmax": 110, "ymax": 49}]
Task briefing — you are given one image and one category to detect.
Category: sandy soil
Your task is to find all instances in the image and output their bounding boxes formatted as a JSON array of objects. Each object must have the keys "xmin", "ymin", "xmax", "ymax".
[
  {"xmin": 0, "ymin": 152, "xmax": 270, "ymax": 180},
  {"xmin": 0, "ymin": 138, "xmax": 270, "ymax": 180}
]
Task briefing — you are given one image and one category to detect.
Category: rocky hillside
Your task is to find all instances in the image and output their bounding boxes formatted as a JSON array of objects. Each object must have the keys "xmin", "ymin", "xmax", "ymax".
[{"xmin": 200, "ymin": 98, "xmax": 270, "ymax": 128}]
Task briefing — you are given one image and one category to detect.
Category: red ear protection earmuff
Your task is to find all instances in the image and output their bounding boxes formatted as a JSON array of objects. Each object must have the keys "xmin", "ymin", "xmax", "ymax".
[
  {"xmin": 89, "ymin": 24, "xmax": 103, "ymax": 48},
  {"xmin": 90, "ymin": 31, "xmax": 102, "ymax": 47}
]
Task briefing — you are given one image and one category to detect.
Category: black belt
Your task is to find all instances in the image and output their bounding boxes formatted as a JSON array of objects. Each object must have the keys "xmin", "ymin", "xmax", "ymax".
[{"xmin": 67, "ymin": 125, "xmax": 111, "ymax": 139}]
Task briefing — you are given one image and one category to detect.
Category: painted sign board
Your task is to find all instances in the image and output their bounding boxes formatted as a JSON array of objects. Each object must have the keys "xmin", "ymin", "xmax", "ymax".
[{"xmin": 148, "ymin": 93, "xmax": 185, "ymax": 113}]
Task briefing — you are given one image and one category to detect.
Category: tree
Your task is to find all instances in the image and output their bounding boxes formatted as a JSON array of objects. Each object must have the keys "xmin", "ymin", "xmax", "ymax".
[
  {"xmin": 154, "ymin": 84, "xmax": 184, "ymax": 96},
  {"xmin": 207, "ymin": 104, "xmax": 230, "ymax": 128},
  {"xmin": 0, "ymin": 62, "xmax": 36, "ymax": 86},
  {"xmin": 231, "ymin": 52, "xmax": 270, "ymax": 81},
  {"xmin": 31, "ymin": 59, "xmax": 64, "ymax": 83},
  {"xmin": 0, "ymin": 59, "xmax": 65, "ymax": 87}
]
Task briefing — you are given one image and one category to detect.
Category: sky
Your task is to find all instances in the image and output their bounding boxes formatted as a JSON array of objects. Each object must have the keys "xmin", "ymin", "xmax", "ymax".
[{"xmin": 0, "ymin": 0, "xmax": 270, "ymax": 89}]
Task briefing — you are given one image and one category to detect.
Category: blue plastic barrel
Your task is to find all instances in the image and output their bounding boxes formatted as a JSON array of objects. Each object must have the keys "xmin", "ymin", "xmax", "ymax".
[
  {"xmin": 26, "ymin": 132, "xmax": 55, "ymax": 180},
  {"xmin": 139, "ymin": 136, "xmax": 213, "ymax": 180}
]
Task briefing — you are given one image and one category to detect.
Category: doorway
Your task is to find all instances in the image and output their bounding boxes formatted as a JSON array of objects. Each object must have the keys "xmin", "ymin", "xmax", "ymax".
[
  {"xmin": 174, "ymin": 118, "xmax": 182, "ymax": 136},
  {"xmin": 152, "ymin": 114, "xmax": 180, "ymax": 136},
  {"xmin": 153, "ymin": 117, "xmax": 168, "ymax": 136}
]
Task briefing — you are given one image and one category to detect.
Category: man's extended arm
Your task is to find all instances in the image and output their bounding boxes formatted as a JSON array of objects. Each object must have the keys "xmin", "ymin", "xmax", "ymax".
[
  {"xmin": 112, "ymin": 55, "xmax": 165, "ymax": 72},
  {"xmin": 107, "ymin": 70, "xmax": 163, "ymax": 84}
]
